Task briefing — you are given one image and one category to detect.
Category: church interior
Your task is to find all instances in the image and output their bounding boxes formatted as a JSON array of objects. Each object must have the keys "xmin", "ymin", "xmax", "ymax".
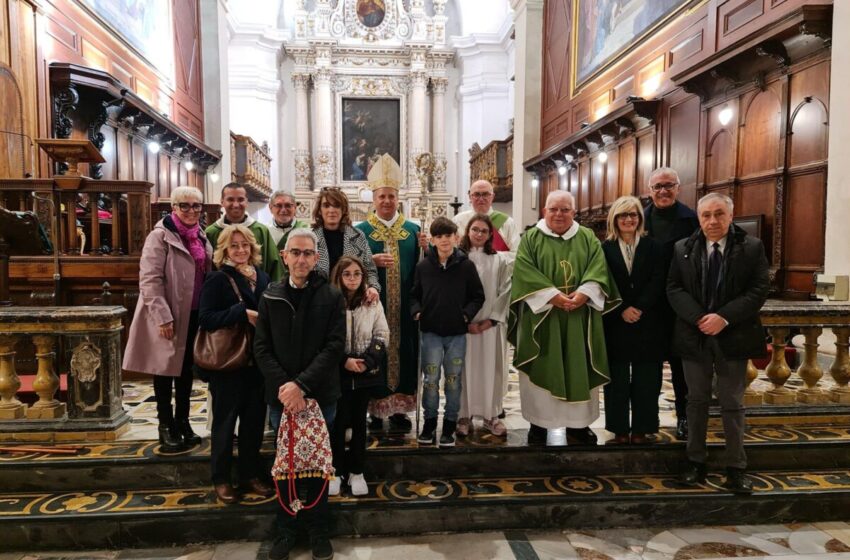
[{"xmin": 1, "ymin": 0, "xmax": 850, "ymax": 558}]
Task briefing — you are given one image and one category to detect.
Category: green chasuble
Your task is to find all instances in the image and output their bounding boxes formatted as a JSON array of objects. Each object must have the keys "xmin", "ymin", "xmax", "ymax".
[
  {"xmin": 508, "ymin": 224, "xmax": 620, "ymax": 402},
  {"xmin": 356, "ymin": 214, "xmax": 421, "ymax": 408},
  {"xmin": 205, "ymin": 218, "xmax": 284, "ymax": 281}
]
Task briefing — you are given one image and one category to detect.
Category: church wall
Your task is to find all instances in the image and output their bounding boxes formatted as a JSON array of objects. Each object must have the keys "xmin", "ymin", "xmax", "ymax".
[
  {"xmin": 0, "ymin": 0, "xmax": 209, "ymax": 202},
  {"xmin": 534, "ymin": 0, "xmax": 833, "ymax": 298}
]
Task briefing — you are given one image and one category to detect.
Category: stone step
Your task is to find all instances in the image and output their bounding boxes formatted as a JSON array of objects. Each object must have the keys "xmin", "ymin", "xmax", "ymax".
[
  {"xmin": 2, "ymin": 423, "xmax": 849, "ymax": 493},
  {"xmin": 3, "ymin": 467, "xmax": 850, "ymax": 551}
]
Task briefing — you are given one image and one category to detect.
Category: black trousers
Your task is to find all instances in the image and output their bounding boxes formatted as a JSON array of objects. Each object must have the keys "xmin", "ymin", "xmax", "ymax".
[
  {"xmin": 603, "ymin": 361, "xmax": 663, "ymax": 435},
  {"xmin": 153, "ymin": 311, "xmax": 198, "ymax": 423},
  {"xmin": 330, "ymin": 388, "xmax": 371, "ymax": 476},
  {"xmin": 669, "ymin": 356, "xmax": 688, "ymax": 419},
  {"xmin": 276, "ymin": 477, "xmax": 330, "ymax": 541},
  {"xmin": 208, "ymin": 367, "xmax": 266, "ymax": 485}
]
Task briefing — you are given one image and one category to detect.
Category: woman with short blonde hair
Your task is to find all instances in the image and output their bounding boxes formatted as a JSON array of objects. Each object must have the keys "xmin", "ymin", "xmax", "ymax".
[
  {"xmin": 123, "ymin": 185, "xmax": 211, "ymax": 452},
  {"xmin": 601, "ymin": 195, "xmax": 667, "ymax": 445}
]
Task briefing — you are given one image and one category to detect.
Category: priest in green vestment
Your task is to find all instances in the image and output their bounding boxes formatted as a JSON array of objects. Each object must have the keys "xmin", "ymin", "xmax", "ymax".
[
  {"xmin": 508, "ymin": 190, "xmax": 620, "ymax": 445},
  {"xmin": 265, "ymin": 190, "xmax": 309, "ymax": 254},
  {"xmin": 205, "ymin": 183, "xmax": 284, "ymax": 281},
  {"xmin": 356, "ymin": 154, "xmax": 426, "ymax": 430}
]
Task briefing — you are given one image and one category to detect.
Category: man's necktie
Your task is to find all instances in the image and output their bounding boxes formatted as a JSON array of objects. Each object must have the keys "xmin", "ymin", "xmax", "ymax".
[{"xmin": 706, "ymin": 242, "xmax": 722, "ymax": 311}]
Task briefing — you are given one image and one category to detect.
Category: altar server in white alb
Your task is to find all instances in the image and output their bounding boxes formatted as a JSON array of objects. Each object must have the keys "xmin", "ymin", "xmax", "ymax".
[{"xmin": 455, "ymin": 213, "xmax": 513, "ymax": 437}]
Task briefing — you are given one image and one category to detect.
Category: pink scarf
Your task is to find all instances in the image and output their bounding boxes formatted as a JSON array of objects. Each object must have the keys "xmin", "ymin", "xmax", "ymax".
[{"xmin": 171, "ymin": 212, "xmax": 207, "ymax": 309}]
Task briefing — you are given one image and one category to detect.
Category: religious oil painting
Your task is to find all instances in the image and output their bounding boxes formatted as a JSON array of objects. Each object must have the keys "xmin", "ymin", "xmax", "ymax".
[
  {"xmin": 357, "ymin": 0, "xmax": 386, "ymax": 28},
  {"xmin": 341, "ymin": 98, "xmax": 401, "ymax": 182},
  {"xmin": 574, "ymin": 0, "xmax": 689, "ymax": 90},
  {"xmin": 77, "ymin": 0, "xmax": 174, "ymax": 79}
]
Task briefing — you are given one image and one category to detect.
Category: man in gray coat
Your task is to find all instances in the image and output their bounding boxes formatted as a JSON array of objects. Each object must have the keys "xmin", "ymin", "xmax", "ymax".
[{"xmin": 667, "ymin": 192, "xmax": 769, "ymax": 494}]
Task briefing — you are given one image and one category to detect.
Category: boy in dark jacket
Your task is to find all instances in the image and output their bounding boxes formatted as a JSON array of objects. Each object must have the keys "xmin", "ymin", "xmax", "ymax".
[{"xmin": 411, "ymin": 217, "xmax": 485, "ymax": 447}]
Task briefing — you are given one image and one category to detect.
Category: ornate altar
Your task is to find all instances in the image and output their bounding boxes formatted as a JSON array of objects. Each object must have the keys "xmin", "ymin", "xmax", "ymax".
[{"xmin": 284, "ymin": 0, "xmax": 454, "ymax": 219}]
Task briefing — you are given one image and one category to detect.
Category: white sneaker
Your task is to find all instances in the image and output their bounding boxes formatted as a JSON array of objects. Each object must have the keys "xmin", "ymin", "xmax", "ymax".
[
  {"xmin": 348, "ymin": 473, "xmax": 368, "ymax": 496},
  {"xmin": 329, "ymin": 476, "xmax": 341, "ymax": 496}
]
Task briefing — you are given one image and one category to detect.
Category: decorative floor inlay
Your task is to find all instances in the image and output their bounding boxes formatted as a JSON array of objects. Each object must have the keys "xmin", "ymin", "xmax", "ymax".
[{"xmin": 2, "ymin": 469, "xmax": 850, "ymax": 519}]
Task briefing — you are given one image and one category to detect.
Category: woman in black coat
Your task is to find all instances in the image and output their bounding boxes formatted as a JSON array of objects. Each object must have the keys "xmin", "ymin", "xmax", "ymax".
[
  {"xmin": 198, "ymin": 224, "xmax": 271, "ymax": 504},
  {"xmin": 602, "ymin": 196, "xmax": 667, "ymax": 445}
]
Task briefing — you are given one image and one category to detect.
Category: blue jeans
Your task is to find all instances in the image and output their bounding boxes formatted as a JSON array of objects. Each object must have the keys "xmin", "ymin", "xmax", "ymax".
[
  {"xmin": 269, "ymin": 401, "xmax": 336, "ymax": 435},
  {"xmin": 420, "ymin": 332, "xmax": 466, "ymax": 422}
]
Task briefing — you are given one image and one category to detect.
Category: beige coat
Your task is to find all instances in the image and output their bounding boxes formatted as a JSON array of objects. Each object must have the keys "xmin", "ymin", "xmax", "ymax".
[{"xmin": 122, "ymin": 219, "xmax": 212, "ymax": 377}]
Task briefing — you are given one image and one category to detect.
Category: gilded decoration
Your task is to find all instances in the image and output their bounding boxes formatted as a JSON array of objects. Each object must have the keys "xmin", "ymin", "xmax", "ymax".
[
  {"xmin": 365, "ymin": 212, "xmax": 411, "ymax": 390},
  {"xmin": 70, "ymin": 341, "xmax": 101, "ymax": 384}
]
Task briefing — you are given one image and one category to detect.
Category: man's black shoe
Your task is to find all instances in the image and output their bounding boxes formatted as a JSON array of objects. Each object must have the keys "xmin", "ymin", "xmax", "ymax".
[
  {"xmin": 389, "ymin": 413, "xmax": 413, "ymax": 431},
  {"xmin": 566, "ymin": 427, "xmax": 598, "ymax": 445},
  {"xmin": 723, "ymin": 468, "xmax": 754, "ymax": 495},
  {"xmin": 417, "ymin": 418, "xmax": 437, "ymax": 445},
  {"xmin": 680, "ymin": 461, "xmax": 707, "ymax": 484},
  {"xmin": 311, "ymin": 537, "xmax": 334, "ymax": 560},
  {"xmin": 527, "ymin": 424, "xmax": 547, "ymax": 445},
  {"xmin": 368, "ymin": 415, "xmax": 383, "ymax": 431},
  {"xmin": 675, "ymin": 417, "xmax": 689, "ymax": 441},
  {"xmin": 269, "ymin": 531, "xmax": 297, "ymax": 560},
  {"xmin": 497, "ymin": 409, "xmax": 506, "ymax": 419}
]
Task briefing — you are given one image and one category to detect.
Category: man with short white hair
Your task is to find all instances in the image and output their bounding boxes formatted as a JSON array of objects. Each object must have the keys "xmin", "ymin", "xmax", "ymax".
[
  {"xmin": 453, "ymin": 179, "xmax": 520, "ymax": 252},
  {"xmin": 509, "ymin": 190, "xmax": 620, "ymax": 446},
  {"xmin": 643, "ymin": 167, "xmax": 700, "ymax": 441},
  {"xmin": 667, "ymin": 192, "xmax": 769, "ymax": 494},
  {"xmin": 266, "ymin": 190, "xmax": 308, "ymax": 254}
]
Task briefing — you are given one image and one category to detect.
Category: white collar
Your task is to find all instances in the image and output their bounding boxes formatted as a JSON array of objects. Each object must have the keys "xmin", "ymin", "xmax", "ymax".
[
  {"xmin": 535, "ymin": 219, "xmax": 579, "ymax": 240},
  {"xmin": 706, "ymin": 235, "xmax": 728, "ymax": 254},
  {"xmin": 288, "ymin": 276, "xmax": 309, "ymax": 289},
  {"xmin": 215, "ymin": 213, "xmax": 255, "ymax": 229},
  {"xmin": 376, "ymin": 212, "xmax": 400, "ymax": 228},
  {"xmin": 272, "ymin": 219, "xmax": 296, "ymax": 231}
]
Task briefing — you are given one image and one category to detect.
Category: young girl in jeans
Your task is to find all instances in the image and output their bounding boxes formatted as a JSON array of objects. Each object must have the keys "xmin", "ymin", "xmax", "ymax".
[{"xmin": 329, "ymin": 256, "xmax": 389, "ymax": 496}]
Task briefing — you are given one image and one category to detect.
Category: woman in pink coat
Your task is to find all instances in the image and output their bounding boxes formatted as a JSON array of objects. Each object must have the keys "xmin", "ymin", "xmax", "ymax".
[{"xmin": 123, "ymin": 186, "xmax": 212, "ymax": 452}]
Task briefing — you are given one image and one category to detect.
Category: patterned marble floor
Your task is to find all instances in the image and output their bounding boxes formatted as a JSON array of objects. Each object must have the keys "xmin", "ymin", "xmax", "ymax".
[{"xmin": 6, "ymin": 522, "xmax": 850, "ymax": 559}]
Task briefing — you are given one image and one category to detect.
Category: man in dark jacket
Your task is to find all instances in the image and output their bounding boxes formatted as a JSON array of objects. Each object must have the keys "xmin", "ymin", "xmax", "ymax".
[
  {"xmin": 254, "ymin": 228, "xmax": 345, "ymax": 560},
  {"xmin": 667, "ymin": 193, "xmax": 769, "ymax": 495},
  {"xmin": 644, "ymin": 167, "xmax": 700, "ymax": 441}
]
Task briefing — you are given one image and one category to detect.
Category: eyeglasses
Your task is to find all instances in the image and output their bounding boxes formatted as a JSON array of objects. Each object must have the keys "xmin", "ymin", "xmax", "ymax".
[
  {"xmin": 616, "ymin": 212, "xmax": 640, "ymax": 220},
  {"xmin": 546, "ymin": 207, "xmax": 574, "ymax": 214},
  {"xmin": 650, "ymin": 182, "xmax": 679, "ymax": 192},
  {"xmin": 176, "ymin": 202, "xmax": 203, "ymax": 212},
  {"xmin": 286, "ymin": 248, "xmax": 317, "ymax": 258},
  {"xmin": 469, "ymin": 226, "xmax": 490, "ymax": 235},
  {"xmin": 341, "ymin": 271, "xmax": 363, "ymax": 278},
  {"xmin": 320, "ymin": 186, "xmax": 342, "ymax": 192},
  {"xmin": 271, "ymin": 203, "xmax": 296, "ymax": 210},
  {"xmin": 470, "ymin": 192, "xmax": 494, "ymax": 199}
]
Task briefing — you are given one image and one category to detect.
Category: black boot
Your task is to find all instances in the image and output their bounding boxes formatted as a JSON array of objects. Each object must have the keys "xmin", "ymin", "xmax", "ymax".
[
  {"xmin": 566, "ymin": 427, "xmax": 598, "ymax": 445},
  {"xmin": 527, "ymin": 424, "xmax": 547, "ymax": 445},
  {"xmin": 175, "ymin": 418, "xmax": 202, "ymax": 447},
  {"xmin": 439, "ymin": 420, "xmax": 456, "ymax": 448},
  {"xmin": 158, "ymin": 421, "xmax": 186, "ymax": 452},
  {"xmin": 676, "ymin": 417, "xmax": 689, "ymax": 441},
  {"xmin": 417, "ymin": 418, "xmax": 437, "ymax": 445},
  {"xmin": 368, "ymin": 415, "xmax": 384, "ymax": 431},
  {"xmin": 389, "ymin": 413, "xmax": 413, "ymax": 432}
]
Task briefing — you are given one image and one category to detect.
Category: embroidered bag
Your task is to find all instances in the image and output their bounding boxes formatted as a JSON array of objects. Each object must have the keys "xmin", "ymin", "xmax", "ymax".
[{"xmin": 271, "ymin": 398, "xmax": 335, "ymax": 516}]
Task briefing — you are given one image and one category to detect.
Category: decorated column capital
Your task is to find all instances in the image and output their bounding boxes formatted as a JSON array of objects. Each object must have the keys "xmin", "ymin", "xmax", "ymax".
[
  {"xmin": 431, "ymin": 77, "xmax": 448, "ymax": 94},
  {"xmin": 292, "ymin": 73, "xmax": 311, "ymax": 90},
  {"xmin": 313, "ymin": 67, "xmax": 334, "ymax": 86}
]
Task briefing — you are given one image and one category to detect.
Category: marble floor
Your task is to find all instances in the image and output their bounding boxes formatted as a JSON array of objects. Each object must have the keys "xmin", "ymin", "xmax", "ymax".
[{"xmin": 7, "ymin": 522, "xmax": 850, "ymax": 559}]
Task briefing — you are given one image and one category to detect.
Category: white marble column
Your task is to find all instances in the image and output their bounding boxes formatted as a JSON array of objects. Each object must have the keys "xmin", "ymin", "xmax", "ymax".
[
  {"xmin": 825, "ymin": 0, "xmax": 850, "ymax": 278},
  {"xmin": 510, "ymin": 0, "xmax": 545, "ymax": 229},
  {"xmin": 431, "ymin": 77, "xmax": 448, "ymax": 193},
  {"xmin": 313, "ymin": 67, "xmax": 335, "ymax": 188},
  {"xmin": 408, "ymin": 70, "xmax": 429, "ymax": 186},
  {"xmin": 292, "ymin": 73, "xmax": 312, "ymax": 191}
]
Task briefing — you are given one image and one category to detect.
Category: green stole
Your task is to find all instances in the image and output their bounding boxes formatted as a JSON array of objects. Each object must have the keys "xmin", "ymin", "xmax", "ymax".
[{"xmin": 508, "ymin": 226, "xmax": 621, "ymax": 402}]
